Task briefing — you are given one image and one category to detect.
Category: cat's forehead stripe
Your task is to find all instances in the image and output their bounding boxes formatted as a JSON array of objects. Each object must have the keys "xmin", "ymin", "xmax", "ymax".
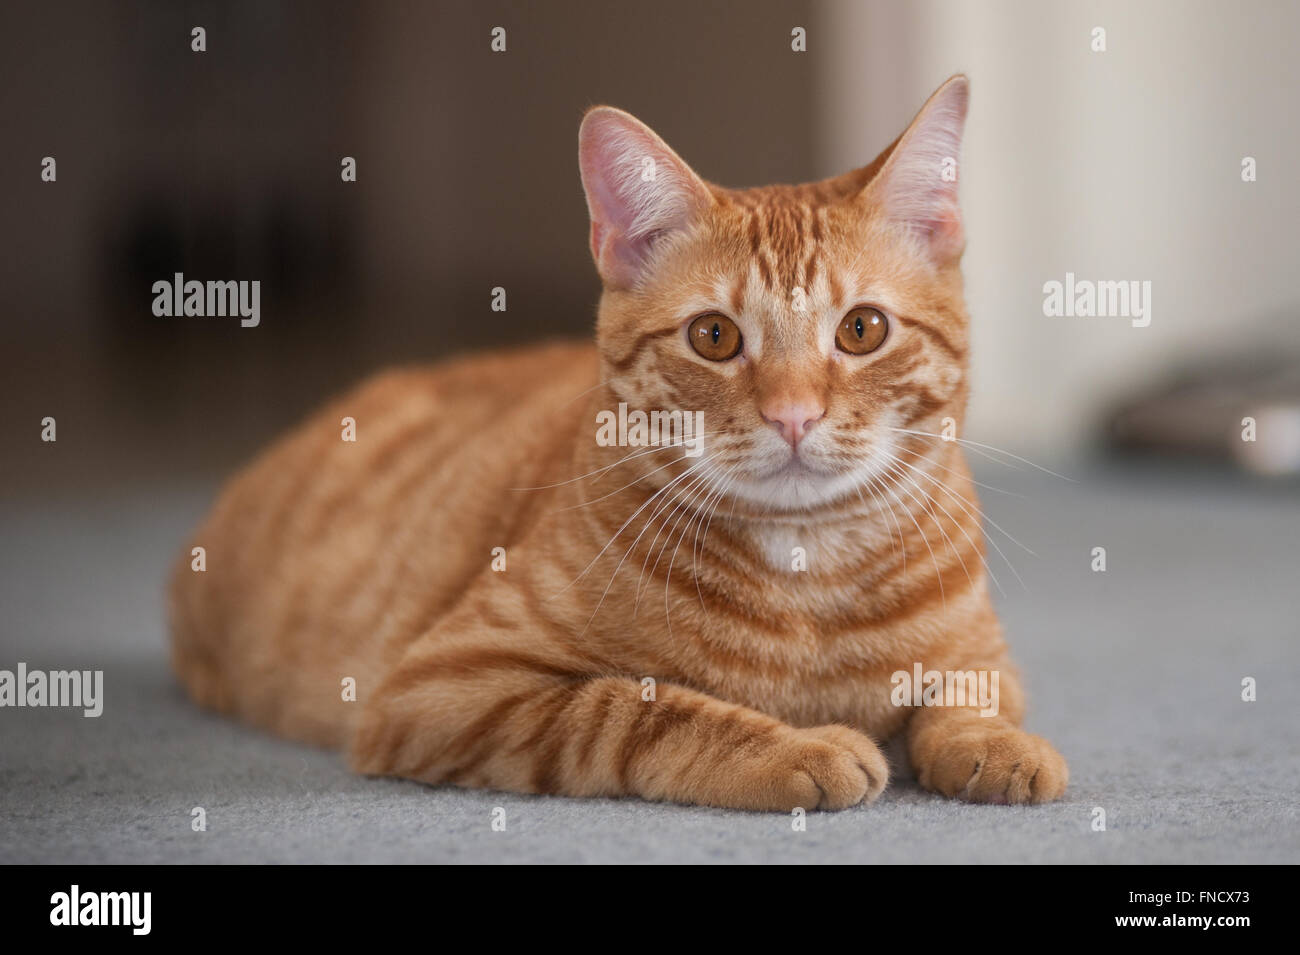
[
  {"xmin": 739, "ymin": 194, "xmax": 825, "ymax": 294},
  {"xmin": 745, "ymin": 210, "xmax": 774, "ymax": 289}
]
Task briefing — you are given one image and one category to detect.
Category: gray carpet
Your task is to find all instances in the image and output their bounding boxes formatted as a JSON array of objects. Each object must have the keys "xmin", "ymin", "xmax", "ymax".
[{"xmin": 2, "ymin": 460, "xmax": 1298, "ymax": 864}]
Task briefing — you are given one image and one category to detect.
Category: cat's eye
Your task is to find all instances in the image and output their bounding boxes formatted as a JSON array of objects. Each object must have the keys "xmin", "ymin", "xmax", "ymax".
[
  {"xmin": 835, "ymin": 306, "xmax": 888, "ymax": 355},
  {"xmin": 687, "ymin": 313, "xmax": 742, "ymax": 361}
]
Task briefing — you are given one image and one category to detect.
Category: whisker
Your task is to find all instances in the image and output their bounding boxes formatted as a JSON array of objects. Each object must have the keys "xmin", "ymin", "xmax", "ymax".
[
  {"xmin": 696, "ymin": 465, "xmax": 742, "ymax": 577},
  {"xmin": 558, "ymin": 449, "xmax": 702, "ymax": 512},
  {"xmin": 587, "ymin": 428, "xmax": 733, "ymax": 488},
  {"xmin": 551, "ymin": 457, "xmax": 706, "ymax": 602},
  {"xmin": 665, "ymin": 467, "xmax": 729, "ymax": 633},
  {"xmin": 889, "ymin": 452, "xmax": 1029, "ymax": 595},
  {"xmin": 889, "ymin": 427, "xmax": 1075, "ymax": 482},
  {"xmin": 634, "ymin": 463, "xmax": 721, "ymax": 614},
  {"xmin": 511, "ymin": 429, "xmax": 730, "ymax": 492},
  {"xmin": 881, "ymin": 454, "xmax": 1003, "ymax": 598},
  {"xmin": 641, "ymin": 464, "xmax": 721, "ymax": 611},
  {"xmin": 577, "ymin": 460, "xmax": 715, "ymax": 636},
  {"xmin": 886, "ymin": 451, "xmax": 1038, "ymax": 563},
  {"xmin": 856, "ymin": 476, "xmax": 906, "ymax": 572},
  {"xmin": 654, "ymin": 466, "xmax": 726, "ymax": 637},
  {"xmin": 692, "ymin": 464, "xmax": 740, "ymax": 611},
  {"xmin": 880, "ymin": 460, "xmax": 976, "ymax": 595},
  {"xmin": 875, "ymin": 468, "xmax": 947, "ymax": 612},
  {"xmin": 893, "ymin": 442, "xmax": 1026, "ymax": 499}
]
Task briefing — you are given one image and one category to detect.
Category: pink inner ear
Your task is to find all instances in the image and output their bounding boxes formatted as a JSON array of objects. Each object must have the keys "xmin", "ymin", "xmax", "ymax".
[
  {"xmin": 587, "ymin": 205, "xmax": 644, "ymax": 290},
  {"xmin": 578, "ymin": 108, "xmax": 710, "ymax": 288},
  {"xmin": 923, "ymin": 211, "xmax": 964, "ymax": 262},
  {"xmin": 871, "ymin": 78, "xmax": 969, "ymax": 264}
]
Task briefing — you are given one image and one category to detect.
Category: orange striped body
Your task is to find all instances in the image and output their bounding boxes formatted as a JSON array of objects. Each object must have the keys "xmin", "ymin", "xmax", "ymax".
[{"xmin": 169, "ymin": 77, "xmax": 1067, "ymax": 809}]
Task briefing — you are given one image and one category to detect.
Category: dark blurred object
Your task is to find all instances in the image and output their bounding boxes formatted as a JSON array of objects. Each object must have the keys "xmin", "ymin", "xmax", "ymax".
[
  {"xmin": 1107, "ymin": 353, "xmax": 1300, "ymax": 476},
  {"xmin": 0, "ymin": 0, "xmax": 820, "ymax": 495}
]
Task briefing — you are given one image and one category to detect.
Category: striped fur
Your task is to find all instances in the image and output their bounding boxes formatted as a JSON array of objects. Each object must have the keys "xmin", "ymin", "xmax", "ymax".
[{"xmin": 170, "ymin": 77, "xmax": 1066, "ymax": 810}]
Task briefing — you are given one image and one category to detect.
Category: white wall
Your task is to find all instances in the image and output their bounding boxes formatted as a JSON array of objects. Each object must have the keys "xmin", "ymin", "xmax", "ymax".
[{"xmin": 816, "ymin": 0, "xmax": 1300, "ymax": 457}]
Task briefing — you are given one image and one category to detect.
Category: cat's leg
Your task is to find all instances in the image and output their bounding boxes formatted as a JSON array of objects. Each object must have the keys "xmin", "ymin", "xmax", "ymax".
[
  {"xmin": 349, "ymin": 631, "xmax": 889, "ymax": 811},
  {"xmin": 905, "ymin": 667, "xmax": 1068, "ymax": 804}
]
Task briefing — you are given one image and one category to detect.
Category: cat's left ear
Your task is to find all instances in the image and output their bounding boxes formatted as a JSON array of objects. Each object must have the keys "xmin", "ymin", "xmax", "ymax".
[
  {"xmin": 579, "ymin": 107, "xmax": 714, "ymax": 289},
  {"xmin": 862, "ymin": 75, "xmax": 969, "ymax": 266}
]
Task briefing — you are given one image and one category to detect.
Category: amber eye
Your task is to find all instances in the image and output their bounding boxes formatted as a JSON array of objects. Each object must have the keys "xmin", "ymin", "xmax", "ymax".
[
  {"xmin": 687, "ymin": 313, "xmax": 742, "ymax": 361},
  {"xmin": 836, "ymin": 306, "xmax": 888, "ymax": 355}
]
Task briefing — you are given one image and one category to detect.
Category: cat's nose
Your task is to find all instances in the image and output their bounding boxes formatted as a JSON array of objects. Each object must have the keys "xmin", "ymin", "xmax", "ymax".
[{"xmin": 761, "ymin": 402, "xmax": 824, "ymax": 449}]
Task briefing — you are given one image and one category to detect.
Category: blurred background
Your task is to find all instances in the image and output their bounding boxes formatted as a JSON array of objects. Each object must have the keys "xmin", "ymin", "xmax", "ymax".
[
  {"xmin": 4, "ymin": 0, "xmax": 1298, "ymax": 497},
  {"xmin": 2, "ymin": 0, "xmax": 1298, "ymax": 865}
]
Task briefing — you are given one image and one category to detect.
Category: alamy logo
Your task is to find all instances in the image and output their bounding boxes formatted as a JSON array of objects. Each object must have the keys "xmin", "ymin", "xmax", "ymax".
[
  {"xmin": 151, "ymin": 272, "xmax": 261, "ymax": 327},
  {"xmin": 1042, "ymin": 272, "xmax": 1151, "ymax": 328},
  {"xmin": 890, "ymin": 663, "xmax": 1000, "ymax": 717},
  {"xmin": 0, "ymin": 663, "xmax": 103, "ymax": 717},
  {"xmin": 595, "ymin": 403, "xmax": 705, "ymax": 457},
  {"xmin": 50, "ymin": 885, "xmax": 150, "ymax": 935}
]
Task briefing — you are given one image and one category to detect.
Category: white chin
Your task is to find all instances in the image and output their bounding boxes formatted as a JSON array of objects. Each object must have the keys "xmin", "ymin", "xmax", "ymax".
[{"xmin": 731, "ymin": 462, "xmax": 862, "ymax": 511}]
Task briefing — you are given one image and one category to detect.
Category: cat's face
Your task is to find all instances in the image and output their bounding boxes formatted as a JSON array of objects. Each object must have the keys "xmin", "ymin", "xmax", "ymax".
[{"xmin": 580, "ymin": 77, "xmax": 970, "ymax": 513}]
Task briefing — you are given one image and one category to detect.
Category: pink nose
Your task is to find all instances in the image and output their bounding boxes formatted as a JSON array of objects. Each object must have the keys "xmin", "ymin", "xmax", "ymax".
[{"xmin": 761, "ymin": 403, "xmax": 824, "ymax": 449}]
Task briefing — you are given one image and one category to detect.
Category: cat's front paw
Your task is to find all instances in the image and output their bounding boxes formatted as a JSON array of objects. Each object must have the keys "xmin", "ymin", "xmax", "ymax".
[
  {"xmin": 750, "ymin": 724, "xmax": 889, "ymax": 812},
  {"xmin": 916, "ymin": 726, "xmax": 1067, "ymax": 804}
]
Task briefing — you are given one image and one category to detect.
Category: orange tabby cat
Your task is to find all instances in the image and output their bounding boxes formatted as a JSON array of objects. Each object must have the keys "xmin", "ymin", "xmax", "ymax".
[{"xmin": 170, "ymin": 75, "xmax": 1067, "ymax": 810}]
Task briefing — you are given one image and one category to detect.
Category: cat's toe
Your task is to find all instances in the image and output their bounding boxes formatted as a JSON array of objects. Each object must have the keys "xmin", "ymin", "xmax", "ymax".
[
  {"xmin": 923, "ymin": 727, "xmax": 1067, "ymax": 805},
  {"xmin": 780, "ymin": 724, "xmax": 889, "ymax": 810}
]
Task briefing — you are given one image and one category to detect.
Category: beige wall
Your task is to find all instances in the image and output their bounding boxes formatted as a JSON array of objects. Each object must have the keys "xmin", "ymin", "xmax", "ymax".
[{"xmin": 817, "ymin": 0, "xmax": 1300, "ymax": 456}]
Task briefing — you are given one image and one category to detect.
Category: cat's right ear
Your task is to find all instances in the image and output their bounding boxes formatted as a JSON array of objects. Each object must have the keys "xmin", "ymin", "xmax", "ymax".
[
  {"xmin": 859, "ymin": 75, "xmax": 970, "ymax": 266},
  {"xmin": 579, "ymin": 107, "xmax": 713, "ymax": 290}
]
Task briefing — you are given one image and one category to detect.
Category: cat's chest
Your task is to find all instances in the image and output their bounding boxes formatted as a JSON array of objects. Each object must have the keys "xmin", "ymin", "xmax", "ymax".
[
  {"xmin": 641, "ymin": 576, "xmax": 919, "ymax": 727},
  {"xmin": 671, "ymin": 624, "xmax": 913, "ymax": 734},
  {"xmin": 748, "ymin": 521, "xmax": 885, "ymax": 576}
]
